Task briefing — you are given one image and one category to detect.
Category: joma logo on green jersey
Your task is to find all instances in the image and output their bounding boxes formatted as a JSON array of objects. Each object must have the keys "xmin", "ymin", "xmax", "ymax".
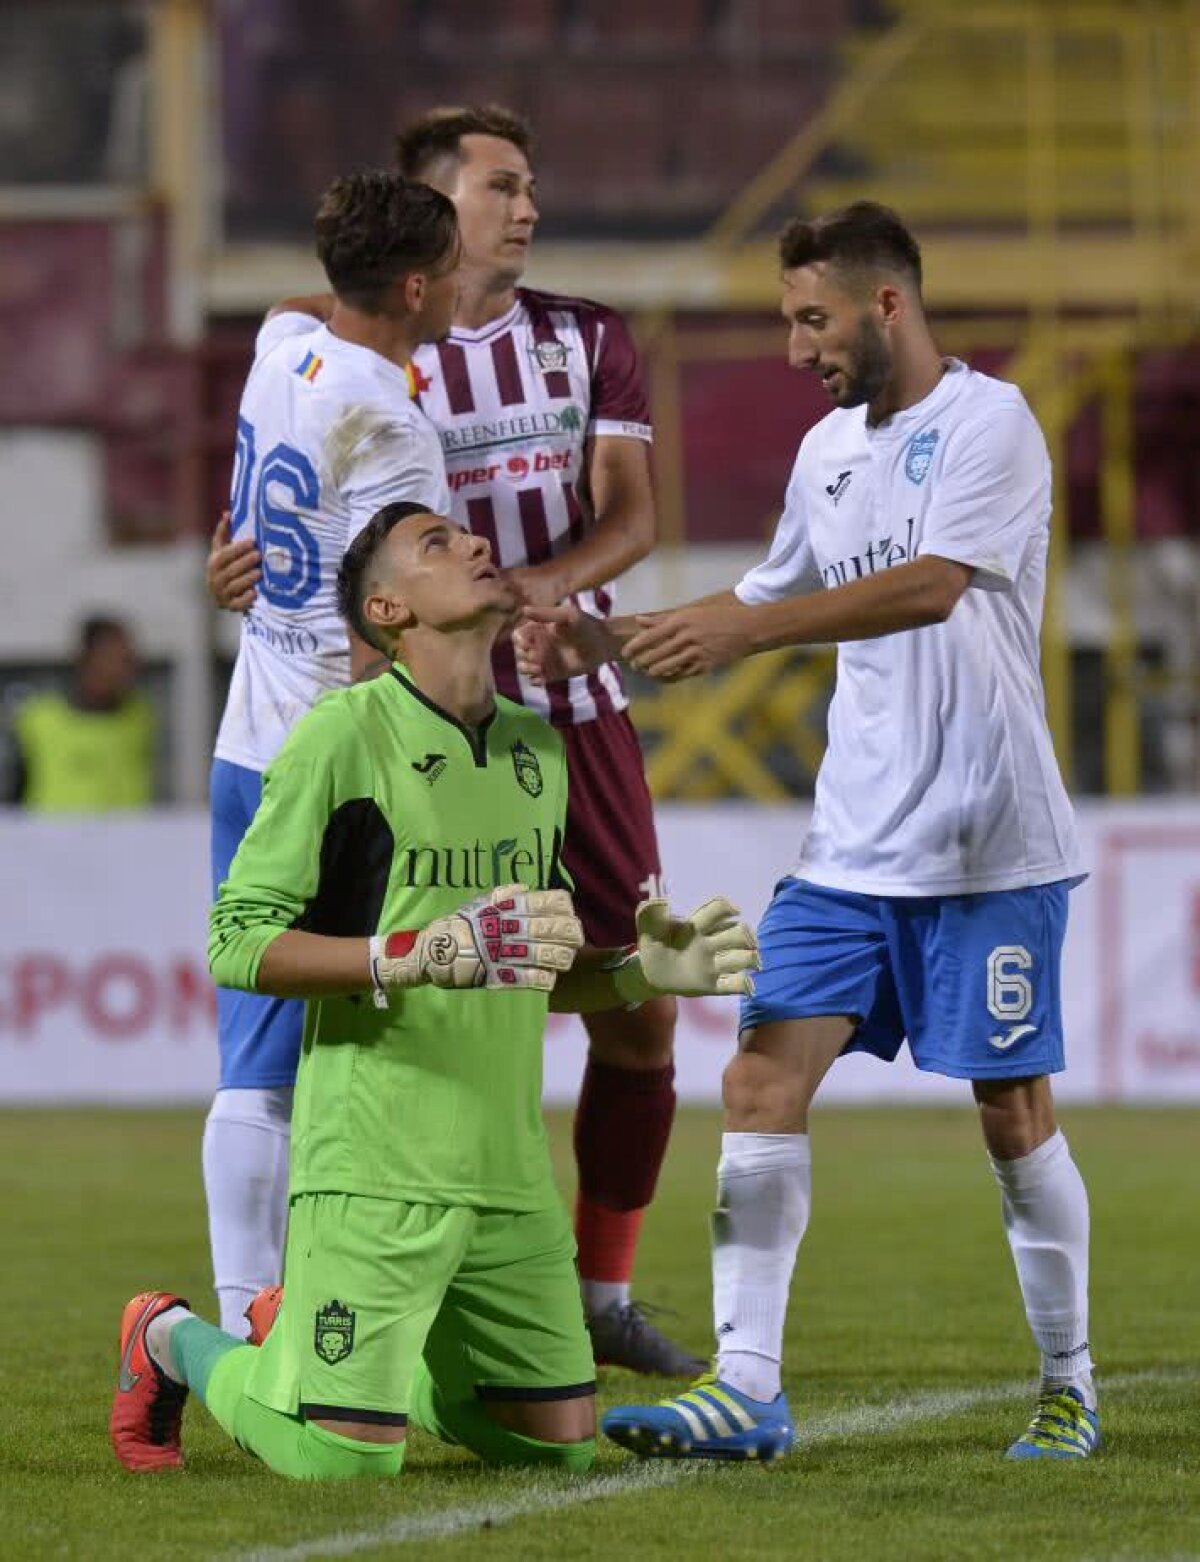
[{"xmin": 399, "ymin": 827, "xmax": 559, "ymax": 891}]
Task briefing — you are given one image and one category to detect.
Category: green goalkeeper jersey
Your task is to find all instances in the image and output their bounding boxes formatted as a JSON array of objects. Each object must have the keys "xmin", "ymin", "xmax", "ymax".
[{"xmin": 209, "ymin": 666, "xmax": 571, "ymax": 1212}]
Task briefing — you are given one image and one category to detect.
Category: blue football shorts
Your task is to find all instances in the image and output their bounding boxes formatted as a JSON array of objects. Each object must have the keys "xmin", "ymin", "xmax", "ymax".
[
  {"xmin": 739, "ymin": 876, "xmax": 1081, "ymax": 1080},
  {"xmin": 210, "ymin": 757, "xmax": 305, "ymax": 1090}
]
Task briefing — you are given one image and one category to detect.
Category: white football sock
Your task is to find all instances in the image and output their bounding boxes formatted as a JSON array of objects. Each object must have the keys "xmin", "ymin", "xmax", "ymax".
[
  {"xmin": 712, "ymin": 1131, "xmax": 811, "ymax": 1403},
  {"xmin": 990, "ymin": 1129, "xmax": 1095, "ymax": 1406},
  {"xmin": 582, "ymin": 1280, "xmax": 630, "ymax": 1317},
  {"xmin": 202, "ymin": 1086, "xmax": 293, "ymax": 1337},
  {"xmin": 146, "ymin": 1304, "xmax": 194, "ymax": 1382}
]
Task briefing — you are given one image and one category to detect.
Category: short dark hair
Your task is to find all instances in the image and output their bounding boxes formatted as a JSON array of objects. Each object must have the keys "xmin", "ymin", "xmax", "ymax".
[
  {"xmin": 79, "ymin": 615, "xmax": 128, "ymax": 655},
  {"xmin": 336, "ymin": 501, "xmax": 431, "ymax": 651},
  {"xmin": 778, "ymin": 201, "xmax": 922, "ymax": 293},
  {"xmin": 395, "ymin": 104, "xmax": 534, "ymax": 182},
  {"xmin": 314, "ymin": 170, "xmax": 458, "ymax": 313}
]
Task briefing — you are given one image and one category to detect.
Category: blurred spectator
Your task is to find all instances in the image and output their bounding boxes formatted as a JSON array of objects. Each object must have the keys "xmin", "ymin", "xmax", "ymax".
[
  {"xmin": 220, "ymin": 0, "xmax": 404, "ymax": 237},
  {"xmin": 3, "ymin": 617, "xmax": 155, "ymax": 811},
  {"xmin": 0, "ymin": 4, "xmax": 146, "ymax": 184}
]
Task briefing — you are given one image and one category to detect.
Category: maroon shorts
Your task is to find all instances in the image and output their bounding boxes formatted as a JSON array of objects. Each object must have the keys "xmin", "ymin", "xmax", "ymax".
[{"xmin": 561, "ymin": 709, "xmax": 664, "ymax": 948}]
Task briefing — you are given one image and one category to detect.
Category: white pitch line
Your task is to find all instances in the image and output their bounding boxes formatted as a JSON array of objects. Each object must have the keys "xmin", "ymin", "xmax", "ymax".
[
  {"xmin": 227, "ymin": 1367, "xmax": 1198, "ymax": 1562},
  {"xmin": 230, "ymin": 1462, "xmax": 705, "ymax": 1562},
  {"xmin": 795, "ymin": 1365, "xmax": 1193, "ymax": 1446}
]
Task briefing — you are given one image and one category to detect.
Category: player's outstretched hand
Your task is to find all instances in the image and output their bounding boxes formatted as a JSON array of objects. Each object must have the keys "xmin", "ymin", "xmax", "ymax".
[
  {"xmin": 514, "ymin": 603, "xmax": 618, "ymax": 685},
  {"xmin": 371, "ymin": 884, "xmax": 584, "ymax": 999},
  {"xmin": 624, "ymin": 602, "xmax": 755, "ymax": 682},
  {"xmin": 616, "ymin": 896, "xmax": 761, "ymax": 1002},
  {"xmin": 208, "ymin": 511, "xmax": 262, "ymax": 612}
]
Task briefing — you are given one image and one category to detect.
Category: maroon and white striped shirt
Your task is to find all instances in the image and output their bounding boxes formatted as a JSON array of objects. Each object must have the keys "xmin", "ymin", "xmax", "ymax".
[{"xmin": 412, "ymin": 288, "xmax": 652, "ymax": 727}]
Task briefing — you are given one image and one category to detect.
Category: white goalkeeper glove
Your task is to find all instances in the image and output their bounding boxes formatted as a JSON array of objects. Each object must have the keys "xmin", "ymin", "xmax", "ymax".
[
  {"xmin": 369, "ymin": 883, "xmax": 583, "ymax": 1005},
  {"xmin": 612, "ymin": 896, "xmax": 760, "ymax": 1005}
]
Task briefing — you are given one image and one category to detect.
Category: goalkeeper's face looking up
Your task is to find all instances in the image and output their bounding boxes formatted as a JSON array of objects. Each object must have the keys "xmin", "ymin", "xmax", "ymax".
[{"xmin": 336, "ymin": 501, "xmax": 518, "ymax": 661}]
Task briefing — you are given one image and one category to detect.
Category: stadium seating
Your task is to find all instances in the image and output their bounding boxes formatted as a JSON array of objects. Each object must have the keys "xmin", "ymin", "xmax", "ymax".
[{"xmin": 216, "ymin": 0, "xmax": 854, "ymax": 240}]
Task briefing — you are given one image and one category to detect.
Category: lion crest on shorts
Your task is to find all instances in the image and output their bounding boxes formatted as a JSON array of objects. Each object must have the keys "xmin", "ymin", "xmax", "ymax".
[
  {"xmin": 511, "ymin": 739, "xmax": 543, "ymax": 798},
  {"xmin": 313, "ymin": 1299, "xmax": 356, "ymax": 1365}
]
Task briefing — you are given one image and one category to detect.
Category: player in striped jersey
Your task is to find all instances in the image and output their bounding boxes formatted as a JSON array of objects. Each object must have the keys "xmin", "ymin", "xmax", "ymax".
[{"xmin": 396, "ymin": 106, "xmax": 697, "ymax": 1376}]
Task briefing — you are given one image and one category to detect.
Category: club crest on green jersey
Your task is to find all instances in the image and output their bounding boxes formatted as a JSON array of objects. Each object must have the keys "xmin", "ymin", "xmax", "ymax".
[
  {"xmin": 905, "ymin": 429, "xmax": 939, "ymax": 484},
  {"xmin": 511, "ymin": 739, "xmax": 543, "ymax": 797},
  {"xmin": 314, "ymin": 1300, "xmax": 356, "ymax": 1365}
]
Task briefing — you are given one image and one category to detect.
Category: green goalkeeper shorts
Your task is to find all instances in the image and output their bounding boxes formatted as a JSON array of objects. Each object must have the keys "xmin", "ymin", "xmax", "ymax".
[{"xmin": 244, "ymin": 1192, "xmax": 594, "ymax": 1425}]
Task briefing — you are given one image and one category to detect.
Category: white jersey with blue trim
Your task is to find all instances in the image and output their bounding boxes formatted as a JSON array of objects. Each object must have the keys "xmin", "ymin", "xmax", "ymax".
[
  {"xmin": 737, "ymin": 359, "xmax": 1082, "ymax": 897},
  {"xmin": 214, "ymin": 313, "xmax": 451, "ymax": 773}
]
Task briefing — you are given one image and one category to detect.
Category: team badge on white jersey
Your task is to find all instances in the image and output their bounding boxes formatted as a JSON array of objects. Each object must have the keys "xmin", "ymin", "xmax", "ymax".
[{"xmin": 905, "ymin": 428, "xmax": 940, "ymax": 483}]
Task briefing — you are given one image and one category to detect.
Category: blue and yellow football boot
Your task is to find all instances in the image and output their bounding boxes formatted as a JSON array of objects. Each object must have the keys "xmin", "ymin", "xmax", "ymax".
[
  {"xmin": 602, "ymin": 1372, "xmax": 794, "ymax": 1461},
  {"xmin": 1006, "ymin": 1385, "xmax": 1100, "ymax": 1459}
]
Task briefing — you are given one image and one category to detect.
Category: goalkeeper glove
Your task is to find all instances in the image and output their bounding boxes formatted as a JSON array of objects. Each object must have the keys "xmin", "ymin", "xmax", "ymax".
[
  {"xmin": 613, "ymin": 896, "xmax": 760, "ymax": 1005},
  {"xmin": 369, "ymin": 883, "xmax": 583, "ymax": 1005}
]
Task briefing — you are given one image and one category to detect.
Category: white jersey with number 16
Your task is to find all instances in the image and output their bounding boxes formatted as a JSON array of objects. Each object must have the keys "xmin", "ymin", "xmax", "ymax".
[{"xmin": 214, "ymin": 313, "xmax": 450, "ymax": 774}]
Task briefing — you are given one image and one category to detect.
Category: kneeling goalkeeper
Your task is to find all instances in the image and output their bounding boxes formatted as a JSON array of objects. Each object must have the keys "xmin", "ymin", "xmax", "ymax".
[{"xmin": 110, "ymin": 500, "xmax": 759, "ymax": 1481}]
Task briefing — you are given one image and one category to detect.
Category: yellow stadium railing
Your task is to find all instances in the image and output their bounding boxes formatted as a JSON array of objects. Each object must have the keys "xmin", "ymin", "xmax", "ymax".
[{"xmin": 628, "ymin": 0, "xmax": 1200, "ymax": 800}]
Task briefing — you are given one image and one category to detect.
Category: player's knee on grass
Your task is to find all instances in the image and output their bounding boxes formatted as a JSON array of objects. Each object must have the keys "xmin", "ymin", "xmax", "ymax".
[
  {"xmin": 218, "ymin": 1399, "xmax": 406, "ymax": 1480},
  {"xmin": 472, "ymin": 1414, "xmax": 596, "ymax": 1475},
  {"xmin": 430, "ymin": 1397, "xmax": 595, "ymax": 1472},
  {"xmin": 484, "ymin": 1390, "xmax": 596, "ymax": 1447},
  {"xmin": 298, "ymin": 1419, "xmax": 406, "ymax": 1480},
  {"xmin": 207, "ymin": 1357, "xmax": 406, "ymax": 1480},
  {"xmin": 410, "ymin": 1365, "xmax": 595, "ymax": 1472}
]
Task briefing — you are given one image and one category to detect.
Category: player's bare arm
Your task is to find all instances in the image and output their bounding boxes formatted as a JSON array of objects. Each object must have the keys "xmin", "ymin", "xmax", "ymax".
[
  {"xmin": 503, "ymin": 435, "xmax": 656, "ymax": 610},
  {"xmin": 513, "ymin": 590, "xmax": 737, "ymax": 684},
  {"xmin": 623, "ymin": 555, "xmax": 973, "ymax": 681},
  {"xmin": 207, "ymin": 510, "xmax": 262, "ymax": 611}
]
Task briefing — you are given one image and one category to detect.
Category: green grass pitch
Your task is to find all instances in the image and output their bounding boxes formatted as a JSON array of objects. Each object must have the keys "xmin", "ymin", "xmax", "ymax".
[{"xmin": 2, "ymin": 1105, "xmax": 1196, "ymax": 1561}]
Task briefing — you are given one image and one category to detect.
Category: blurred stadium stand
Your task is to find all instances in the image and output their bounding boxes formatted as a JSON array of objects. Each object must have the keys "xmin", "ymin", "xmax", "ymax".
[
  {"xmin": 3, "ymin": 0, "xmax": 1200, "ymax": 803},
  {"xmin": 217, "ymin": 0, "xmax": 851, "ymax": 241}
]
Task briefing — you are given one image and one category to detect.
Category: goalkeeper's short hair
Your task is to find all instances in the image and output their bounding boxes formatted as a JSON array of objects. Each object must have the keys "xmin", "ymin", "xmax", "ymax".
[{"xmin": 336, "ymin": 501, "xmax": 431, "ymax": 652}]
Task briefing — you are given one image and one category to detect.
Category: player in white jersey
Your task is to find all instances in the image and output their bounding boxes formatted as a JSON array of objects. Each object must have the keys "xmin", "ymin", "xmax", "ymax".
[
  {"xmin": 517, "ymin": 203, "xmax": 1100, "ymax": 1462},
  {"xmin": 204, "ymin": 170, "xmax": 458, "ymax": 1335}
]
